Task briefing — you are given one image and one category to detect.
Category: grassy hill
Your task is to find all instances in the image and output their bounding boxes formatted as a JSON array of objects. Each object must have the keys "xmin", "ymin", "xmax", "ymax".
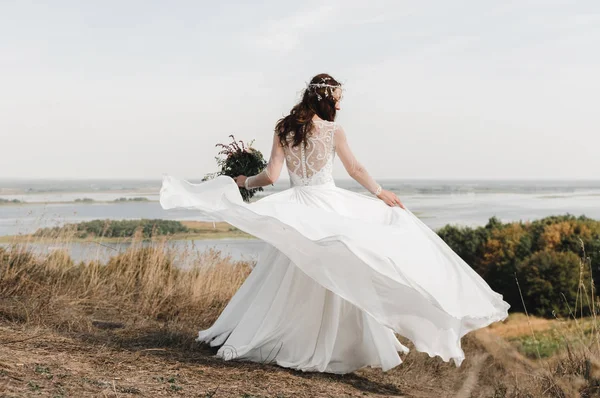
[{"xmin": 1, "ymin": 238, "xmax": 600, "ymax": 397}]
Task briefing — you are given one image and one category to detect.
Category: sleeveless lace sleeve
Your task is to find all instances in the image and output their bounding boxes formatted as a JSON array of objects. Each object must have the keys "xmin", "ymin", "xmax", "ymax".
[
  {"xmin": 334, "ymin": 124, "xmax": 381, "ymax": 195},
  {"xmin": 245, "ymin": 132, "xmax": 285, "ymax": 189}
]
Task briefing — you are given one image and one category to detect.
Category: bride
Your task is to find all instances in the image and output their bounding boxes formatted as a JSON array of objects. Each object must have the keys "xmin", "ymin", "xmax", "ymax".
[{"xmin": 159, "ymin": 73, "xmax": 510, "ymax": 374}]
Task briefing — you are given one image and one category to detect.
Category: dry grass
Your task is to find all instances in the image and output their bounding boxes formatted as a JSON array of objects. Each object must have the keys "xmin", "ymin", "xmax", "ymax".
[
  {"xmin": 487, "ymin": 313, "xmax": 556, "ymax": 339},
  {"xmin": 0, "ymin": 231, "xmax": 251, "ymax": 332},
  {"xmin": 1, "ymin": 232, "xmax": 600, "ymax": 397}
]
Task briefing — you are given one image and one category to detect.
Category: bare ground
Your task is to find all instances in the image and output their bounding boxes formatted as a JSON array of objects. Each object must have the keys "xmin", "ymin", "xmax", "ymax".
[{"xmin": 0, "ymin": 315, "xmax": 540, "ymax": 398}]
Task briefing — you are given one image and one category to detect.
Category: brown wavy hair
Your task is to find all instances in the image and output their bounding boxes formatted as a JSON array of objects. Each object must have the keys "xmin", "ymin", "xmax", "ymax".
[{"xmin": 275, "ymin": 73, "xmax": 342, "ymax": 148}]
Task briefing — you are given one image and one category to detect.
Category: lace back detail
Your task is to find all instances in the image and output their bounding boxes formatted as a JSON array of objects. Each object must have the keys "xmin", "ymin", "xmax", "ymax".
[{"xmin": 283, "ymin": 120, "xmax": 336, "ymax": 187}]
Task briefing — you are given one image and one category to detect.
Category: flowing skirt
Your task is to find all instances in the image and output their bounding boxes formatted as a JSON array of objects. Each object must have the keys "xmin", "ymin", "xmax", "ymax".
[{"xmin": 159, "ymin": 175, "xmax": 510, "ymax": 373}]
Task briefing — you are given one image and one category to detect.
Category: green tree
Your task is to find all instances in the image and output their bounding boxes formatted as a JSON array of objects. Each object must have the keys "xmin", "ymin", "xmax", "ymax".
[{"xmin": 517, "ymin": 250, "xmax": 587, "ymax": 317}]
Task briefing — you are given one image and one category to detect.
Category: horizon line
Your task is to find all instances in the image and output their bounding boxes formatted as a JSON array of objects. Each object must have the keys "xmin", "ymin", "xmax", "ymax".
[{"xmin": 1, "ymin": 177, "xmax": 600, "ymax": 182}]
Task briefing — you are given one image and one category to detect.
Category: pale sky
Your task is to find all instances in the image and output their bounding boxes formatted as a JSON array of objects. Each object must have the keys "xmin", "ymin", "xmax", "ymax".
[{"xmin": 1, "ymin": 1, "xmax": 599, "ymax": 180}]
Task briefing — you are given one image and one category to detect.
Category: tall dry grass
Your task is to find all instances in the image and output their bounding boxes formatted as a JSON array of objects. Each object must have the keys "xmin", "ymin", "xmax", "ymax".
[{"xmin": 0, "ymin": 228, "xmax": 252, "ymax": 346}]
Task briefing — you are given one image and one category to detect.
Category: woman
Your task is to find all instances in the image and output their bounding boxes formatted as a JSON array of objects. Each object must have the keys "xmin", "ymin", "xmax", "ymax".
[{"xmin": 160, "ymin": 73, "xmax": 510, "ymax": 374}]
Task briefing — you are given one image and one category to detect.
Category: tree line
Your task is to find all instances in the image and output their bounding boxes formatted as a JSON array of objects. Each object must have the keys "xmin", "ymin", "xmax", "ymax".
[{"xmin": 437, "ymin": 214, "xmax": 600, "ymax": 317}]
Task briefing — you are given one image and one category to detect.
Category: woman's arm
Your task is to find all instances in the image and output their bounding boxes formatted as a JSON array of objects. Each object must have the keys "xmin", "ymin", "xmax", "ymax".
[
  {"xmin": 334, "ymin": 124, "xmax": 405, "ymax": 208},
  {"xmin": 235, "ymin": 132, "xmax": 285, "ymax": 189}
]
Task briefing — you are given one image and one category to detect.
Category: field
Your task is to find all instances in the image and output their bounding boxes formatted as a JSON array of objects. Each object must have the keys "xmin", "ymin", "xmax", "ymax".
[{"xmin": 1, "ymin": 235, "xmax": 600, "ymax": 397}]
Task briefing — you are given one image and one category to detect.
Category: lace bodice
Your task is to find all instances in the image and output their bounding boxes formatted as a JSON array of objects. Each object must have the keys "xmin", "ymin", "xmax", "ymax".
[
  {"xmin": 283, "ymin": 120, "xmax": 336, "ymax": 187},
  {"xmin": 245, "ymin": 119, "xmax": 381, "ymax": 195}
]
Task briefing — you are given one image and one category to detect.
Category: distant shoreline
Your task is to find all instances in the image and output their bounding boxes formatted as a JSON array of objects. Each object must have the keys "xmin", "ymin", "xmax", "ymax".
[
  {"xmin": 0, "ymin": 233, "xmax": 256, "ymax": 244},
  {"xmin": 0, "ymin": 220, "xmax": 255, "ymax": 243},
  {"xmin": 0, "ymin": 198, "xmax": 158, "ymax": 206},
  {"xmin": 0, "ymin": 189, "xmax": 157, "ymax": 196}
]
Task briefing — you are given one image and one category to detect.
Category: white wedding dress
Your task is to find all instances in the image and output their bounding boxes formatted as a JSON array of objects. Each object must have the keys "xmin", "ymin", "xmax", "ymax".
[{"xmin": 159, "ymin": 119, "xmax": 510, "ymax": 374}]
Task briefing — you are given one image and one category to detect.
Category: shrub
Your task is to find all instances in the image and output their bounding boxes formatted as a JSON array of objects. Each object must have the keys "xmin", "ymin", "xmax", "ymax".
[{"xmin": 517, "ymin": 250, "xmax": 588, "ymax": 317}]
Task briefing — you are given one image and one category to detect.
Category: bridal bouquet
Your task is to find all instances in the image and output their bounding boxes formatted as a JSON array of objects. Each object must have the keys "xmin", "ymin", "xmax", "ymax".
[{"xmin": 203, "ymin": 135, "xmax": 267, "ymax": 202}]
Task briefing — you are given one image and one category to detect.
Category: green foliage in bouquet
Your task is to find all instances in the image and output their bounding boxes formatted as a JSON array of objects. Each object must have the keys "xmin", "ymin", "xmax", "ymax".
[{"xmin": 203, "ymin": 135, "xmax": 268, "ymax": 202}]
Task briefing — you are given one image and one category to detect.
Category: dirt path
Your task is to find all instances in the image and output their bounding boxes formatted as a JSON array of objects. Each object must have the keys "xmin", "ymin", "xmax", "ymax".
[{"xmin": 0, "ymin": 324, "xmax": 413, "ymax": 398}]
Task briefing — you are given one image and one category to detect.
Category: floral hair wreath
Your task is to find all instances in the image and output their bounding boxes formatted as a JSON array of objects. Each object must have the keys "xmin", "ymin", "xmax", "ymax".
[{"xmin": 305, "ymin": 76, "xmax": 343, "ymax": 101}]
